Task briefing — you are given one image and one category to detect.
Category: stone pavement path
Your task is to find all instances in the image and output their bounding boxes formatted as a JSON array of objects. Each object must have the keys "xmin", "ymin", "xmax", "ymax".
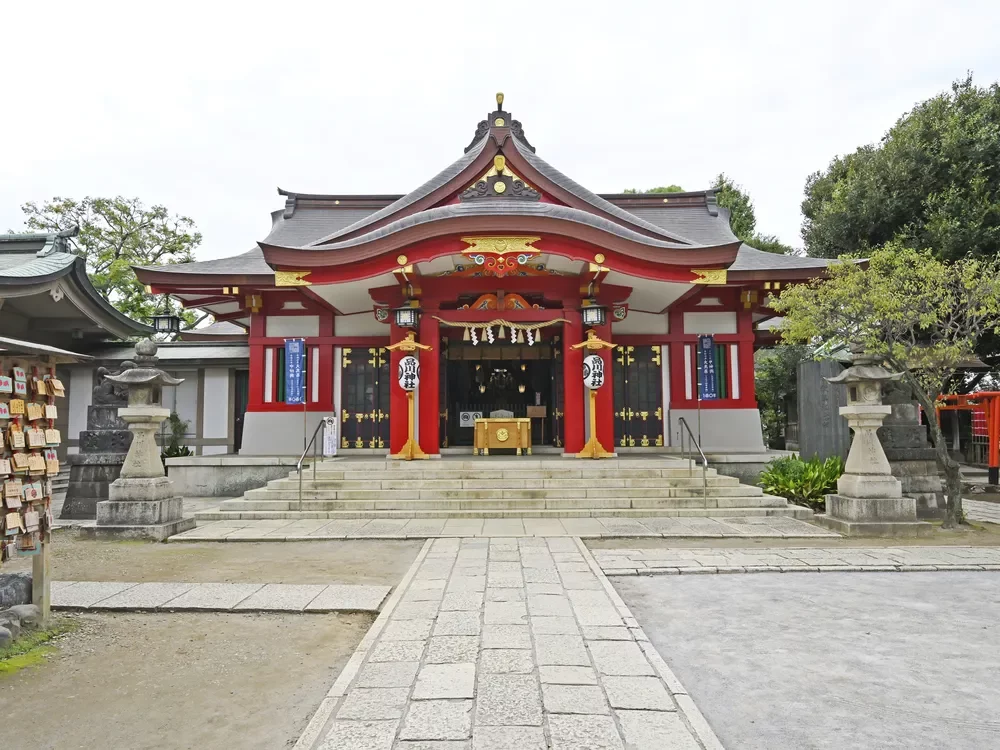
[
  {"xmin": 965, "ymin": 498, "xmax": 1000, "ymax": 524},
  {"xmin": 297, "ymin": 537, "xmax": 719, "ymax": 750},
  {"xmin": 50, "ymin": 580, "xmax": 390, "ymax": 613},
  {"xmin": 171, "ymin": 514, "xmax": 833, "ymax": 542},
  {"xmin": 593, "ymin": 545, "xmax": 1000, "ymax": 575}
]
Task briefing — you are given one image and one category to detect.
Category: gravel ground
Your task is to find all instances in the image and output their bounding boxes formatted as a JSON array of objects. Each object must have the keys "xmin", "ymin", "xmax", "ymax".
[
  {"xmin": 0, "ymin": 611, "xmax": 371, "ymax": 750},
  {"xmin": 615, "ymin": 571, "xmax": 1000, "ymax": 750},
  {"xmin": 589, "ymin": 521, "xmax": 1000, "ymax": 550},
  {"xmin": 3, "ymin": 532, "xmax": 422, "ymax": 585}
]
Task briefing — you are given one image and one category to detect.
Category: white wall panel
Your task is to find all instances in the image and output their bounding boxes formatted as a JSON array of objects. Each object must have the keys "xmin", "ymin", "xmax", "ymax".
[
  {"xmin": 266, "ymin": 315, "xmax": 319, "ymax": 338},
  {"xmin": 682, "ymin": 311, "xmax": 737, "ymax": 335}
]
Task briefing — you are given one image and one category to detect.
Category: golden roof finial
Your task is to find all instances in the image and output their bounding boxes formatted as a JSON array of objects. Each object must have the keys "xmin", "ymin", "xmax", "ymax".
[{"xmin": 496, "ymin": 92, "xmax": 504, "ymax": 110}]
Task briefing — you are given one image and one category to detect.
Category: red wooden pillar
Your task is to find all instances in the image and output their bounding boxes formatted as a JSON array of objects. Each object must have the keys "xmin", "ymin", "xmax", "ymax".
[
  {"xmin": 562, "ymin": 310, "xmax": 585, "ymax": 454},
  {"xmin": 418, "ymin": 312, "xmax": 440, "ymax": 455},
  {"xmin": 736, "ymin": 308, "xmax": 757, "ymax": 406},
  {"xmin": 247, "ymin": 310, "xmax": 265, "ymax": 410},
  {"xmin": 594, "ymin": 319, "xmax": 615, "ymax": 454},
  {"xmin": 389, "ymin": 323, "xmax": 408, "ymax": 454}
]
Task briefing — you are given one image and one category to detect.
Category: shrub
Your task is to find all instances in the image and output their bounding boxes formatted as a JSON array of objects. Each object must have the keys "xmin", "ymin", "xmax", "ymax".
[
  {"xmin": 758, "ymin": 454, "xmax": 844, "ymax": 511},
  {"xmin": 161, "ymin": 412, "xmax": 192, "ymax": 460}
]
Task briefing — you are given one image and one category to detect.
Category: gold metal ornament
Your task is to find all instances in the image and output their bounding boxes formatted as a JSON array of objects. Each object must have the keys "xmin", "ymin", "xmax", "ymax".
[
  {"xmin": 594, "ymin": 253, "xmax": 606, "ymax": 264},
  {"xmin": 460, "ymin": 236, "xmax": 541, "ymax": 257},
  {"xmin": 494, "ymin": 117, "xmax": 505, "ymax": 127},
  {"xmin": 691, "ymin": 269, "xmax": 728, "ymax": 285},
  {"xmin": 274, "ymin": 270, "xmax": 311, "ymax": 286},
  {"xmin": 397, "ymin": 255, "xmax": 408, "ymax": 266},
  {"xmin": 493, "ymin": 180, "xmax": 506, "ymax": 194},
  {"xmin": 496, "ymin": 428, "xmax": 509, "ymax": 442}
]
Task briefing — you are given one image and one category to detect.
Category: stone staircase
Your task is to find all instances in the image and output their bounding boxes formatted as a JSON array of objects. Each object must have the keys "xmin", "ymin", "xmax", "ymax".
[{"xmin": 194, "ymin": 456, "xmax": 810, "ymax": 521}]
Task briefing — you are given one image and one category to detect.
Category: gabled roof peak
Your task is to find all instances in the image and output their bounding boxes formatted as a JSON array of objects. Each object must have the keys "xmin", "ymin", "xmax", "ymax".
[{"xmin": 464, "ymin": 92, "xmax": 535, "ymax": 154}]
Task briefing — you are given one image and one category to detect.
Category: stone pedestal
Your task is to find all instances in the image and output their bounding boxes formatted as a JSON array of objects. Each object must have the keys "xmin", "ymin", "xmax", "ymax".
[
  {"xmin": 85, "ymin": 476, "xmax": 193, "ymax": 541},
  {"xmin": 61, "ymin": 404, "xmax": 132, "ymax": 519},
  {"xmin": 879, "ymin": 390, "xmax": 946, "ymax": 518},
  {"xmin": 816, "ymin": 360, "xmax": 933, "ymax": 537}
]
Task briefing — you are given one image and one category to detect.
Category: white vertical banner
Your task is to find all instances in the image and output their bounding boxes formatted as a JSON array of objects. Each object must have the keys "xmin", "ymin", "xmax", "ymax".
[
  {"xmin": 660, "ymin": 345, "xmax": 671, "ymax": 447},
  {"xmin": 730, "ymin": 344, "xmax": 740, "ymax": 400},
  {"xmin": 264, "ymin": 348, "xmax": 274, "ymax": 403},
  {"xmin": 322, "ymin": 416, "xmax": 338, "ymax": 457},
  {"xmin": 683, "ymin": 344, "xmax": 693, "ymax": 400}
]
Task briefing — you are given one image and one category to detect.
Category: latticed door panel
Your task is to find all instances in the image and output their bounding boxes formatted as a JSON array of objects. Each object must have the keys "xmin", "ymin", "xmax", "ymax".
[
  {"xmin": 341, "ymin": 347, "xmax": 390, "ymax": 448},
  {"xmin": 613, "ymin": 345, "xmax": 663, "ymax": 448},
  {"xmin": 551, "ymin": 337, "xmax": 564, "ymax": 447}
]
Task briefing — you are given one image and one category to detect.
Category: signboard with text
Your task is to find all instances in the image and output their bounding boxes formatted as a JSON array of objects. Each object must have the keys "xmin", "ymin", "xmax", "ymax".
[
  {"xmin": 698, "ymin": 335, "xmax": 718, "ymax": 400},
  {"xmin": 284, "ymin": 339, "xmax": 305, "ymax": 405}
]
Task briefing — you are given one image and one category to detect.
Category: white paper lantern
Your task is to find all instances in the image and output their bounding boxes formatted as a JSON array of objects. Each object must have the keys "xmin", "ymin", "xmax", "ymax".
[
  {"xmin": 582, "ymin": 354, "xmax": 605, "ymax": 389},
  {"xmin": 397, "ymin": 355, "xmax": 420, "ymax": 391}
]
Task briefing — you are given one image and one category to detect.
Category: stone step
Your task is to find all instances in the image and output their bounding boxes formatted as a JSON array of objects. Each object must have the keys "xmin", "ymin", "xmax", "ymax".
[
  {"xmin": 242, "ymin": 485, "xmax": 764, "ymax": 502},
  {"xmin": 290, "ymin": 467, "xmax": 720, "ymax": 481},
  {"xmin": 266, "ymin": 476, "xmax": 741, "ymax": 491},
  {"xmin": 219, "ymin": 494, "xmax": 786, "ymax": 512},
  {"xmin": 194, "ymin": 505, "xmax": 813, "ymax": 521}
]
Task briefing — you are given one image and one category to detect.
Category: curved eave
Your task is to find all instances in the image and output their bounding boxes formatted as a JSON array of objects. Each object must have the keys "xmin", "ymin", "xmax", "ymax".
[
  {"xmin": 66, "ymin": 260, "xmax": 154, "ymax": 338},
  {"xmin": 260, "ymin": 203, "xmax": 740, "ymax": 269},
  {"xmin": 133, "ymin": 265, "xmax": 275, "ymax": 288}
]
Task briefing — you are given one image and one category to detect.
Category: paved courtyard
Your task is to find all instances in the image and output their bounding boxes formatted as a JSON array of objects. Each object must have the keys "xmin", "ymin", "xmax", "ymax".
[
  {"xmin": 615, "ymin": 571, "xmax": 1000, "ymax": 749},
  {"xmin": 297, "ymin": 537, "xmax": 719, "ymax": 749}
]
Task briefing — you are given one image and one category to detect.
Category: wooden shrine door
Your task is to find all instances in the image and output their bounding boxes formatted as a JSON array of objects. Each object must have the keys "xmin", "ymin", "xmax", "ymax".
[
  {"xmin": 340, "ymin": 346, "xmax": 390, "ymax": 448},
  {"xmin": 612, "ymin": 345, "xmax": 664, "ymax": 448}
]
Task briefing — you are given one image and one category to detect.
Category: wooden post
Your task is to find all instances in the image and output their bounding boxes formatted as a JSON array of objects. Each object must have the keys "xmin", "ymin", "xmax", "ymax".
[{"xmin": 32, "ymin": 528, "xmax": 51, "ymax": 625}]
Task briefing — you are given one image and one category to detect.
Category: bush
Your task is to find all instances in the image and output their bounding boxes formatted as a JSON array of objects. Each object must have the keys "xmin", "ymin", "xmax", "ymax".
[
  {"xmin": 759, "ymin": 454, "xmax": 844, "ymax": 511},
  {"xmin": 161, "ymin": 412, "xmax": 192, "ymax": 461}
]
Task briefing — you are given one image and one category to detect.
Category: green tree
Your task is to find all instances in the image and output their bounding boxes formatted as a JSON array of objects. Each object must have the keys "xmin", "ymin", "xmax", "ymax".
[
  {"xmin": 18, "ymin": 196, "xmax": 201, "ymax": 326},
  {"xmin": 713, "ymin": 173, "xmax": 794, "ymax": 254},
  {"xmin": 771, "ymin": 244, "xmax": 1000, "ymax": 527},
  {"xmin": 801, "ymin": 75, "xmax": 1000, "ymax": 261},
  {"xmin": 622, "ymin": 185, "xmax": 685, "ymax": 194},
  {"xmin": 755, "ymin": 344, "xmax": 809, "ymax": 448}
]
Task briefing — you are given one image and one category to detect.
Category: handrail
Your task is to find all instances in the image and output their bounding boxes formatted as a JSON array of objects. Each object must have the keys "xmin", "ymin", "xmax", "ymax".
[
  {"xmin": 677, "ymin": 417, "xmax": 709, "ymax": 506},
  {"xmin": 297, "ymin": 419, "xmax": 327, "ymax": 511}
]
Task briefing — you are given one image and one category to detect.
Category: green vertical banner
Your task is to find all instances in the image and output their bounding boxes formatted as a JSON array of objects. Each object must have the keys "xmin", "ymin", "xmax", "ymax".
[{"xmin": 715, "ymin": 344, "xmax": 727, "ymax": 399}]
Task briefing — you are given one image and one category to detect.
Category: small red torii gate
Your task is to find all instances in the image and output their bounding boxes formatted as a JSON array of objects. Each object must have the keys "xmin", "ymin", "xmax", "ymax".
[{"xmin": 936, "ymin": 392, "xmax": 1000, "ymax": 485}]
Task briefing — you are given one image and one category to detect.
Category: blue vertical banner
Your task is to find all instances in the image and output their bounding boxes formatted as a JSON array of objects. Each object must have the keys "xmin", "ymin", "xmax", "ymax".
[
  {"xmin": 284, "ymin": 338, "xmax": 305, "ymax": 405},
  {"xmin": 698, "ymin": 335, "xmax": 718, "ymax": 400}
]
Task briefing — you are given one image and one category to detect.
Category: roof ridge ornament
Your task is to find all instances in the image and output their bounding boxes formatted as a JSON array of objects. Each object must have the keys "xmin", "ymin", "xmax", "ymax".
[
  {"xmin": 460, "ymin": 154, "xmax": 541, "ymax": 202},
  {"xmin": 463, "ymin": 93, "xmax": 535, "ymax": 154}
]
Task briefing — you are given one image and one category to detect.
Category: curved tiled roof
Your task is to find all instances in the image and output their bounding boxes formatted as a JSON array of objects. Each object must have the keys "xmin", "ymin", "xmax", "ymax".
[
  {"xmin": 302, "ymin": 200, "xmax": 712, "ymax": 253},
  {"xmin": 262, "ymin": 208, "xmax": 382, "ymax": 247},
  {"xmin": 728, "ymin": 244, "xmax": 833, "ymax": 272},
  {"xmin": 135, "ymin": 246, "xmax": 273, "ymax": 277},
  {"xmin": 0, "ymin": 250, "xmax": 76, "ymax": 278},
  {"xmin": 618, "ymin": 205, "xmax": 740, "ymax": 246}
]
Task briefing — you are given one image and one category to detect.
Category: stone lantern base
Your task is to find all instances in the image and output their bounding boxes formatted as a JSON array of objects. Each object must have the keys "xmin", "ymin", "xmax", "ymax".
[
  {"xmin": 817, "ymin": 494, "xmax": 934, "ymax": 537},
  {"xmin": 82, "ymin": 477, "xmax": 195, "ymax": 541}
]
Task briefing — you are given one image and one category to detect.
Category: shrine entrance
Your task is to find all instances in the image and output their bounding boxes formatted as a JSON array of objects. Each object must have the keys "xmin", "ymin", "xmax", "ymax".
[{"xmin": 440, "ymin": 337, "xmax": 563, "ymax": 449}]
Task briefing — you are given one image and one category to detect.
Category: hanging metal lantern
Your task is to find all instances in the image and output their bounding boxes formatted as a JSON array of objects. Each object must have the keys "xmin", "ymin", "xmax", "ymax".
[{"xmin": 582, "ymin": 354, "xmax": 605, "ymax": 389}]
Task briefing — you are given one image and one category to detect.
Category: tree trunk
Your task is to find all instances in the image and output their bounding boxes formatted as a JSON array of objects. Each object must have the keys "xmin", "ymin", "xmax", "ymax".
[{"xmin": 907, "ymin": 379, "xmax": 964, "ymax": 528}]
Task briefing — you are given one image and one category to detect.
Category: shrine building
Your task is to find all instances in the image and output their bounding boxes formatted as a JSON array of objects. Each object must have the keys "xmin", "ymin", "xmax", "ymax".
[{"xmin": 135, "ymin": 95, "xmax": 834, "ymax": 457}]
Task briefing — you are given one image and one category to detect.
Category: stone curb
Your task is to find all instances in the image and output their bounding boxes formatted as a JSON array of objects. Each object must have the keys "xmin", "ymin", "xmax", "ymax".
[
  {"xmin": 600, "ymin": 564, "xmax": 1000, "ymax": 576},
  {"xmin": 292, "ymin": 538, "xmax": 433, "ymax": 750},
  {"xmin": 575, "ymin": 538, "xmax": 727, "ymax": 750},
  {"xmin": 168, "ymin": 531, "xmax": 839, "ymax": 542},
  {"xmin": 50, "ymin": 581, "xmax": 390, "ymax": 613}
]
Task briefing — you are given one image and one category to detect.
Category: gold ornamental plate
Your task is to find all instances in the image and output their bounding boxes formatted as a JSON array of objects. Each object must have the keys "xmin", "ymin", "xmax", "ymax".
[{"xmin": 496, "ymin": 428, "xmax": 509, "ymax": 442}]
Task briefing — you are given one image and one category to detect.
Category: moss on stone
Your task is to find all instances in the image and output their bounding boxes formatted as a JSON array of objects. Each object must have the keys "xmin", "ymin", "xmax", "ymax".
[{"xmin": 0, "ymin": 617, "xmax": 78, "ymax": 676}]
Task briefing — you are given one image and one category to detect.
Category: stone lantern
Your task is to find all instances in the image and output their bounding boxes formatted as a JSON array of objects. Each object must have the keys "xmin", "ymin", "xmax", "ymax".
[
  {"xmin": 86, "ymin": 339, "xmax": 196, "ymax": 540},
  {"xmin": 820, "ymin": 351, "xmax": 932, "ymax": 536}
]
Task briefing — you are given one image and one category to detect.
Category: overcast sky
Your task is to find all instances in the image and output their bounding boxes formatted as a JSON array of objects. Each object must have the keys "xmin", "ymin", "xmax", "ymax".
[{"xmin": 3, "ymin": 0, "xmax": 998, "ymax": 260}]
